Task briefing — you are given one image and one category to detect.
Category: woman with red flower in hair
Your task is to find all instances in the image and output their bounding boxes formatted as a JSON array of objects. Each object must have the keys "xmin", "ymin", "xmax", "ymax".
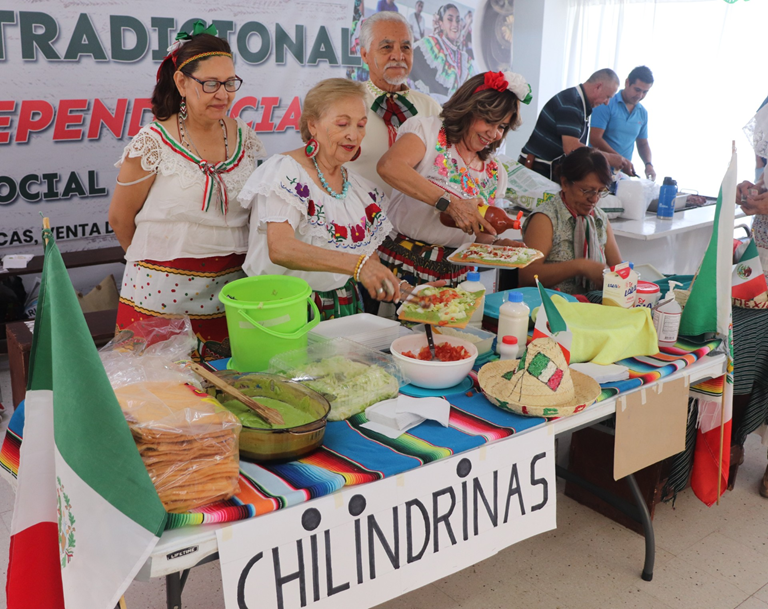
[
  {"xmin": 377, "ymin": 71, "xmax": 532, "ymax": 287},
  {"xmin": 239, "ymin": 78, "xmax": 401, "ymax": 320}
]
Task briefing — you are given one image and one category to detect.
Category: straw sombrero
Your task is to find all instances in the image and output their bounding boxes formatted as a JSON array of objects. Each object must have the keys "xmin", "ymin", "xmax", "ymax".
[{"xmin": 479, "ymin": 337, "xmax": 601, "ymax": 418}]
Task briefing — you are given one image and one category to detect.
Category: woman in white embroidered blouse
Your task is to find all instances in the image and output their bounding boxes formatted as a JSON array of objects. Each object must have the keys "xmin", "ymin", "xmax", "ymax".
[
  {"xmin": 239, "ymin": 79, "xmax": 401, "ymax": 320},
  {"xmin": 377, "ymin": 71, "xmax": 530, "ymax": 286},
  {"xmin": 108, "ymin": 24, "xmax": 265, "ymax": 359}
]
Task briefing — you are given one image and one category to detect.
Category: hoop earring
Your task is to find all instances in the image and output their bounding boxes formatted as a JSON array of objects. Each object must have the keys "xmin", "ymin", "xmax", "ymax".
[
  {"xmin": 179, "ymin": 97, "xmax": 188, "ymax": 121},
  {"xmin": 351, "ymin": 146, "xmax": 362, "ymax": 162},
  {"xmin": 305, "ymin": 138, "xmax": 319, "ymax": 159}
]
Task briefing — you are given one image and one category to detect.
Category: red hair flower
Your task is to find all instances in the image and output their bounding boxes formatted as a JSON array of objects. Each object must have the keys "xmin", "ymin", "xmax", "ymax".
[{"xmin": 475, "ymin": 71, "xmax": 508, "ymax": 94}]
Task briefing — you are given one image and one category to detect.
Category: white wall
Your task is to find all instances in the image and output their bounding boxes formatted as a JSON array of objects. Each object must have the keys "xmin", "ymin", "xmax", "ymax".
[{"xmin": 505, "ymin": 0, "xmax": 569, "ymax": 160}]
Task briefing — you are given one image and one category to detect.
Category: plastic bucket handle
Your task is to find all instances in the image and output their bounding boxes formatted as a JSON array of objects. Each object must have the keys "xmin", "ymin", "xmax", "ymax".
[{"xmin": 237, "ymin": 296, "xmax": 320, "ymax": 340}]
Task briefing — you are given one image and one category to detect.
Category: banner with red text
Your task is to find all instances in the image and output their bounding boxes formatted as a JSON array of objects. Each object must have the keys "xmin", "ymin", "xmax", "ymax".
[{"xmin": 2, "ymin": 0, "xmax": 508, "ymax": 255}]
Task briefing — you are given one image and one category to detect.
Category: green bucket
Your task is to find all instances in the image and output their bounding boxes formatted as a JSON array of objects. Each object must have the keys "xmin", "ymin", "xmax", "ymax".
[{"xmin": 219, "ymin": 275, "xmax": 320, "ymax": 372}]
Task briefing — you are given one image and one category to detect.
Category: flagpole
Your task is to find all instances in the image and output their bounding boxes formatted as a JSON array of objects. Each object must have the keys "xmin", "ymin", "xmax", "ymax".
[
  {"xmin": 716, "ymin": 141, "xmax": 737, "ymax": 507},
  {"xmin": 43, "ymin": 217, "xmax": 50, "ymax": 245}
]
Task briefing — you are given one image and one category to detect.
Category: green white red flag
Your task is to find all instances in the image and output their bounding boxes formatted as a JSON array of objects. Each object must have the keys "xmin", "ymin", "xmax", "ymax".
[
  {"xmin": 731, "ymin": 238, "xmax": 767, "ymax": 301},
  {"xmin": 6, "ymin": 232, "xmax": 167, "ymax": 608},
  {"xmin": 680, "ymin": 152, "xmax": 736, "ymax": 507},
  {"xmin": 533, "ymin": 278, "xmax": 573, "ymax": 363}
]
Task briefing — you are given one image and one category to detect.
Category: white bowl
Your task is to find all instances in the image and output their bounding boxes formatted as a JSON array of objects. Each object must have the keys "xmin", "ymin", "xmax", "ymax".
[{"xmin": 390, "ymin": 334, "xmax": 478, "ymax": 389}]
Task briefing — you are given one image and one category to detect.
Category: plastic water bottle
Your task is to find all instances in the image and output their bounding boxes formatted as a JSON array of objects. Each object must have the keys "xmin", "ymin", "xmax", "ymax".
[
  {"xmin": 457, "ymin": 271, "xmax": 486, "ymax": 329},
  {"xmin": 496, "ymin": 292, "xmax": 529, "ymax": 354},
  {"xmin": 656, "ymin": 177, "xmax": 677, "ymax": 220}
]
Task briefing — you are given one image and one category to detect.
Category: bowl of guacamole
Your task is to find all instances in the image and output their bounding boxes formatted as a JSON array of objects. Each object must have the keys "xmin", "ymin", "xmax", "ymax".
[{"xmin": 214, "ymin": 372, "xmax": 331, "ymax": 462}]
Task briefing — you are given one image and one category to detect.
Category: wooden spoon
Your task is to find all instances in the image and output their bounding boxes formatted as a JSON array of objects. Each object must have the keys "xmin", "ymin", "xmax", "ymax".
[{"xmin": 189, "ymin": 363, "xmax": 285, "ymax": 426}]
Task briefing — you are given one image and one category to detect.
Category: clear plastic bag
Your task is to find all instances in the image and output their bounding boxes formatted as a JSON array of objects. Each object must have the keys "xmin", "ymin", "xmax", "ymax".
[
  {"xmin": 115, "ymin": 381, "xmax": 242, "ymax": 513},
  {"xmin": 99, "ymin": 317, "xmax": 198, "ymax": 390},
  {"xmin": 269, "ymin": 337, "xmax": 407, "ymax": 421}
]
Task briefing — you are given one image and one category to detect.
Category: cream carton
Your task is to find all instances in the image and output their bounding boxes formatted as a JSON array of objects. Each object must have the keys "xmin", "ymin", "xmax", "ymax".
[{"xmin": 602, "ymin": 262, "xmax": 638, "ymax": 308}]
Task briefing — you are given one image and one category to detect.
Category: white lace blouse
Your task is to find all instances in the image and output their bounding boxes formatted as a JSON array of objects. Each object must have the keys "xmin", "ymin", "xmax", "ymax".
[
  {"xmin": 116, "ymin": 117, "xmax": 266, "ymax": 262},
  {"xmin": 238, "ymin": 155, "xmax": 393, "ymax": 292}
]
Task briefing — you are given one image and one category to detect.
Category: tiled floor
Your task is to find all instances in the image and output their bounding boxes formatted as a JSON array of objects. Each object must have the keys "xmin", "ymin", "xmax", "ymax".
[{"xmin": 1, "ymin": 353, "xmax": 767, "ymax": 609}]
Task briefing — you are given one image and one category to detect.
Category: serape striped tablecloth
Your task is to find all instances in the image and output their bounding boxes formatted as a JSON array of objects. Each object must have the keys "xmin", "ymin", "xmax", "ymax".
[{"xmin": 0, "ymin": 338, "xmax": 721, "ymax": 530}]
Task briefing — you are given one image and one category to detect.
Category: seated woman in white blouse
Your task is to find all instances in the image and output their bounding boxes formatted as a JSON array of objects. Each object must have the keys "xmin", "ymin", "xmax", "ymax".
[
  {"xmin": 239, "ymin": 79, "xmax": 402, "ymax": 320},
  {"xmin": 376, "ymin": 71, "xmax": 530, "ymax": 286}
]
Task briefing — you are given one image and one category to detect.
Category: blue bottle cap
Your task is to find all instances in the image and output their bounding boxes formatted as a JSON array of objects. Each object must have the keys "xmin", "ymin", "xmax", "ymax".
[
  {"xmin": 508, "ymin": 292, "xmax": 524, "ymax": 302},
  {"xmin": 466, "ymin": 271, "xmax": 481, "ymax": 282}
]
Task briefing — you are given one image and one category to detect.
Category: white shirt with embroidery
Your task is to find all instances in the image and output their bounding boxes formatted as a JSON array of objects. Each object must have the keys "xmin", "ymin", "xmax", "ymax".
[
  {"xmin": 239, "ymin": 155, "xmax": 393, "ymax": 292},
  {"xmin": 116, "ymin": 117, "xmax": 266, "ymax": 262},
  {"xmin": 386, "ymin": 115, "xmax": 508, "ymax": 248}
]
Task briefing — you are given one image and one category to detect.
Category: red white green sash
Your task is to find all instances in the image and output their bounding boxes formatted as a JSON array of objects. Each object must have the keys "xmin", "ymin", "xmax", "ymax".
[{"xmin": 149, "ymin": 122, "xmax": 246, "ymax": 214}]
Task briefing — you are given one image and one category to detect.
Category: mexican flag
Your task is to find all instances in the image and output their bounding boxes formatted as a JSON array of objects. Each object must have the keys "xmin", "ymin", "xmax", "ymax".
[
  {"xmin": 533, "ymin": 277, "xmax": 573, "ymax": 363},
  {"xmin": 732, "ymin": 238, "xmax": 767, "ymax": 301},
  {"xmin": 6, "ymin": 233, "xmax": 167, "ymax": 608},
  {"xmin": 680, "ymin": 152, "xmax": 737, "ymax": 507}
]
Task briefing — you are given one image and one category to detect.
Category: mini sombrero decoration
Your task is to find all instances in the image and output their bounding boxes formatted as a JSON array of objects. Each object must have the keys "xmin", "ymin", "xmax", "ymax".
[{"xmin": 479, "ymin": 336, "xmax": 601, "ymax": 418}]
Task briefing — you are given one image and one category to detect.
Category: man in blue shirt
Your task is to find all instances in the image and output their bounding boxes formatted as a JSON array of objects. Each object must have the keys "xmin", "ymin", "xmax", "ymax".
[
  {"xmin": 590, "ymin": 66, "xmax": 655, "ymax": 180},
  {"xmin": 519, "ymin": 68, "xmax": 630, "ymax": 179}
]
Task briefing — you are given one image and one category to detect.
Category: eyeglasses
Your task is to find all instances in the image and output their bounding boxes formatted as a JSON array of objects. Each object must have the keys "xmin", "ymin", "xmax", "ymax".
[
  {"xmin": 578, "ymin": 187, "xmax": 611, "ymax": 199},
  {"xmin": 184, "ymin": 74, "xmax": 243, "ymax": 93}
]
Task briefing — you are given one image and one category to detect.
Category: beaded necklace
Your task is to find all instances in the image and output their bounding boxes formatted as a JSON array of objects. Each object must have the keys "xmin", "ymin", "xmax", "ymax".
[
  {"xmin": 312, "ymin": 157, "xmax": 350, "ymax": 199},
  {"xmin": 178, "ymin": 115, "xmax": 229, "ymax": 160}
]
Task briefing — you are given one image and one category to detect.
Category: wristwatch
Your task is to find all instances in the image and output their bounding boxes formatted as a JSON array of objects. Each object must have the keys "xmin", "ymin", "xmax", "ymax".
[{"xmin": 435, "ymin": 195, "xmax": 451, "ymax": 212}]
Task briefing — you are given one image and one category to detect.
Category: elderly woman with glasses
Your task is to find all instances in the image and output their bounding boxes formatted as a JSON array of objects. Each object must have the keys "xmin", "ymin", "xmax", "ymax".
[
  {"xmin": 108, "ymin": 23, "xmax": 265, "ymax": 359},
  {"xmin": 520, "ymin": 147, "xmax": 622, "ymax": 294}
]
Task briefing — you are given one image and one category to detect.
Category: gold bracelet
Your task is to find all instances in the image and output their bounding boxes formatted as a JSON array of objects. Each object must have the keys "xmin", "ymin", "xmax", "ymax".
[{"xmin": 353, "ymin": 254, "xmax": 366, "ymax": 280}]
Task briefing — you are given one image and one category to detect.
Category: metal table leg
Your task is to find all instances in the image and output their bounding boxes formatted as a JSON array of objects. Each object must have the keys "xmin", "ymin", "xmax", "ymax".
[
  {"xmin": 555, "ymin": 465, "xmax": 655, "ymax": 581},
  {"xmin": 166, "ymin": 570, "xmax": 188, "ymax": 609},
  {"xmin": 164, "ymin": 552, "xmax": 219, "ymax": 609},
  {"xmin": 625, "ymin": 473, "xmax": 655, "ymax": 581}
]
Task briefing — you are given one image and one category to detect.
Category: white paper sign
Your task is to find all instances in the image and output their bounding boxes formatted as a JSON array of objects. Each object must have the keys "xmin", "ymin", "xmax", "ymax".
[{"xmin": 217, "ymin": 426, "xmax": 556, "ymax": 609}]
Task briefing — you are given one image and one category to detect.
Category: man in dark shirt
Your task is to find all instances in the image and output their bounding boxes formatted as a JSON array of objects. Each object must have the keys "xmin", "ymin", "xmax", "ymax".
[{"xmin": 519, "ymin": 68, "xmax": 630, "ymax": 179}]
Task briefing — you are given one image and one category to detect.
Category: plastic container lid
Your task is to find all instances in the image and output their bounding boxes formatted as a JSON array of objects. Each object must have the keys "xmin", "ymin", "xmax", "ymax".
[
  {"xmin": 502, "ymin": 336, "xmax": 518, "ymax": 344},
  {"xmin": 508, "ymin": 292, "xmax": 524, "ymax": 303},
  {"xmin": 637, "ymin": 280, "xmax": 660, "ymax": 293},
  {"xmin": 484, "ymin": 288, "xmax": 578, "ymax": 320},
  {"xmin": 466, "ymin": 271, "xmax": 481, "ymax": 282}
]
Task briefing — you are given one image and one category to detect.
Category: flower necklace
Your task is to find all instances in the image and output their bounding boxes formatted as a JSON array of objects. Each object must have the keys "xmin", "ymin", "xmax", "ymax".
[
  {"xmin": 434, "ymin": 126, "xmax": 499, "ymax": 202},
  {"xmin": 312, "ymin": 157, "xmax": 350, "ymax": 199}
]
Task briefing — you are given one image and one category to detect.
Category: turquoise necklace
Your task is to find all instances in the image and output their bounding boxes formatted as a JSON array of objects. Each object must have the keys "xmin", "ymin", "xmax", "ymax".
[{"xmin": 312, "ymin": 157, "xmax": 350, "ymax": 199}]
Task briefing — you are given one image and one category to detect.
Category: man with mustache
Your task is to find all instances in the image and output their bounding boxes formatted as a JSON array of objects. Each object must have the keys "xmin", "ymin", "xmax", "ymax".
[
  {"xmin": 519, "ymin": 68, "xmax": 631, "ymax": 179},
  {"xmin": 590, "ymin": 66, "xmax": 656, "ymax": 181},
  {"xmin": 352, "ymin": 11, "xmax": 442, "ymax": 196}
]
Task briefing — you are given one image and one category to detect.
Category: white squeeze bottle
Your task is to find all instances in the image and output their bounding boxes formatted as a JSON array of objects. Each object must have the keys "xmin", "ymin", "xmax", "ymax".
[
  {"xmin": 653, "ymin": 281, "xmax": 682, "ymax": 348},
  {"xmin": 496, "ymin": 292, "xmax": 529, "ymax": 354},
  {"xmin": 458, "ymin": 271, "xmax": 486, "ymax": 329},
  {"xmin": 498, "ymin": 336, "xmax": 520, "ymax": 360}
]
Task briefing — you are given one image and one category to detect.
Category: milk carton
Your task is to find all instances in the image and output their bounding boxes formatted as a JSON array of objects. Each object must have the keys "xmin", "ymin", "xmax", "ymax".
[{"xmin": 602, "ymin": 262, "xmax": 638, "ymax": 308}]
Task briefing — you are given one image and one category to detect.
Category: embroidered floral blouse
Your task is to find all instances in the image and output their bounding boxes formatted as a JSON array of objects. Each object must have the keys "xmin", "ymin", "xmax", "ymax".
[
  {"xmin": 238, "ymin": 155, "xmax": 393, "ymax": 292},
  {"xmin": 386, "ymin": 115, "xmax": 508, "ymax": 248}
]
